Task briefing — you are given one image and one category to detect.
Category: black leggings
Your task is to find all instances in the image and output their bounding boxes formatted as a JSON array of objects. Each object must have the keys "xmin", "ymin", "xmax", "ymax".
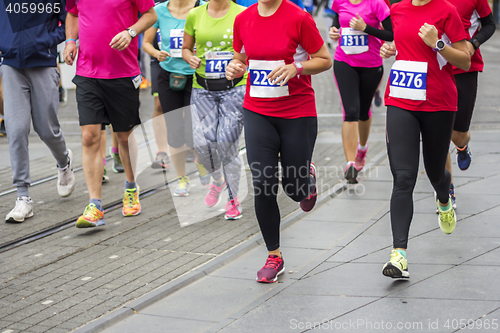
[
  {"xmin": 387, "ymin": 106, "xmax": 454, "ymax": 249},
  {"xmin": 454, "ymin": 71, "xmax": 478, "ymax": 133},
  {"xmin": 157, "ymin": 69, "xmax": 194, "ymax": 149},
  {"xmin": 244, "ymin": 109, "xmax": 317, "ymax": 251},
  {"xmin": 334, "ymin": 60, "xmax": 383, "ymax": 122}
]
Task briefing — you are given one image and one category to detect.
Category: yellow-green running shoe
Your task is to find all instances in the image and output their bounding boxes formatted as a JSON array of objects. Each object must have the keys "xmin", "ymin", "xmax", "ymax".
[
  {"xmin": 76, "ymin": 203, "xmax": 105, "ymax": 228},
  {"xmin": 438, "ymin": 198, "xmax": 456, "ymax": 234},
  {"xmin": 196, "ymin": 162, "xmax": 211, "ymax": 185},
  {"xmin": 382, "ymin": 250, "xmax": 409, "ymax": 279},
  {"xmin": 173, "ymin": 176, "xmax": 190, "ymax": 197}
]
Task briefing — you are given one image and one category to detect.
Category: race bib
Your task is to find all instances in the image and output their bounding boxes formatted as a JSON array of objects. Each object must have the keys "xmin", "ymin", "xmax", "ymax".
[
  {"xmin": 249, "ymin": 60, "xmax": 289, "ymax": 98},
  {"xmin": 389, "ymin": 61, "xmax": 428, "ymax": 101},
  {"xmin": 205, "ymin": 51, "xmax": 233, "ymax": 79},
  {"xmin": 132, "ymin": 75, "xmax": 142, "ymax": 89},
  {"xmin": 157, "ymin": 28, "xmax": 162, "ymax": 50},
  {"xmin": 340, "ymin": 28, "xmax": 369, "ymax": 55},
  {"xmin": 170, "ymin": 29, "xmax": 183, "ymax": 58}
]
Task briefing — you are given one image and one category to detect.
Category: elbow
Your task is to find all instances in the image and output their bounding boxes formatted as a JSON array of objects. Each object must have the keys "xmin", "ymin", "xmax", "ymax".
[
  {"xmin": 325, "ymin": 57, "xmax": 333, "ymax": 71},
  {"xmin": 462, "ymin": 59, "xmax": 471, "ymax": 72}
]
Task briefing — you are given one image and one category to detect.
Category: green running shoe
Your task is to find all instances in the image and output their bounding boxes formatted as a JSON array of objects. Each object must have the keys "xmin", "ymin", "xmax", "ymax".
[
  {"xmin": 382, "ymin": 250, "xmax": 409, "ymax": 279},
  {"xmin": 110, "ymin": 147, "xmax": 124, "ymax": 173},
  {"xmin": 102, "ymin": 166, "xmax": 109, "ymax": 183},
  {"xmin": 438, "ymin": 198, "xmax": 456, "ymax": 234}
]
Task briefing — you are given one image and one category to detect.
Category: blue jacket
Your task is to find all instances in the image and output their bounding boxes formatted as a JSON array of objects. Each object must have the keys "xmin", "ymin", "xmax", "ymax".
[{"xmin": 0, "ymin": 1, "xmax": 67, "ymax": 68}]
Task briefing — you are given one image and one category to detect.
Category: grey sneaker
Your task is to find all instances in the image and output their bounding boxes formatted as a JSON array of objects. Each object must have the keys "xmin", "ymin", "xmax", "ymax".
[
  {"xmin": 151, "ymin": 151, "xmax": 170, "ymax": 169},
  {"xmin": 6, "ymin": 197, "xmax": 34, "ymax": 223},
  {"xmin": 57, "ymin": 149, "xmax": 76, "ymax": 197}
]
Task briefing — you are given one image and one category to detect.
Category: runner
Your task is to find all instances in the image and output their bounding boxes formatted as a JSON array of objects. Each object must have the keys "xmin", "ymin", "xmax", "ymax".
[
  {"xmin": 143, "ymin": 0, "xmax": 208, "ymax": 197},
  {"xmin": 64, "ymin": 0, "xmax": 157, "ymax": 228},
  {"xmin": 182, "ymin": 0, "xmax": 247, "ymax": 219},
  {"xmin": 380, "ymin": 0, "xmax": 470, "ymax": 279},
  {"xmin": 227, "ymin": 0, "xmax": 332, "ymax": 283},
  {"xmin": 329, "ymin": 0, "xmax": 393, "ymax": 184},
  {"xmin": 0, "ymin": 3, "xmax": 76, "ymax": 223},
  {"xmin": 444, "ymin": 0, "xmax": 496, "ymax": 210}
]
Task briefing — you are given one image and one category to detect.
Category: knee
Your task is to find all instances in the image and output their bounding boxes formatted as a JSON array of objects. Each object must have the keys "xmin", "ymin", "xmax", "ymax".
[
  {"xmin": 393, "ymin": 171, "xmax": 417, "ymax": 193},
  {"xmin": 81, "ymin": 130, "xmax": 100, "ymax": 147},
  {"xmin": 343, "ymin": 108, "xmax": 359, "ymax": 122}
]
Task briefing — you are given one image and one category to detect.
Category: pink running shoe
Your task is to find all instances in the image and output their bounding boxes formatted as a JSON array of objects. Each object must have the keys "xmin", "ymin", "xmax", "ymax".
[
  {"xmin": 300, "ymin": 163, "xmax": 317, "ymax": 212},
  {"xmin": 256, "ymin": 255, "xmax": 285, "ymax": 283},
  {"xmin": 354, "ymin": 143, "xmax": 368, "ymax": 171},
  {"xmin": 205, "ymin": 181, "xmax": 225, "ymax": 208},
  {"xmin": 225, "ymin": 197, "xmax": 242, "ymax": 220}
]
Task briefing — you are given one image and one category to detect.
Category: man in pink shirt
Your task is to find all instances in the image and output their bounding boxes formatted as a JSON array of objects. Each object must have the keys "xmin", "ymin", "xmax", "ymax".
[{"xmin": 63, "ymin": 0, "xmax": 157, "ymax": 228}]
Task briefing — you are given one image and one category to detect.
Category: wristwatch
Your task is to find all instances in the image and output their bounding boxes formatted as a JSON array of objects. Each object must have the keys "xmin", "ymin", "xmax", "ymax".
[
  {"xmin": 126, "ymin": 28, "xmax": 137, "ymax": 39},
  {"xmin": 469, "ymin": 37, "xmax": 480, "ymax": 50},
  {"xmin": 293, "ymin": 61, "xmax": 303, "ymax": 75},
  {"xmin": 432, "ymin": 39, "xmax": 445, "ymax": 52}
]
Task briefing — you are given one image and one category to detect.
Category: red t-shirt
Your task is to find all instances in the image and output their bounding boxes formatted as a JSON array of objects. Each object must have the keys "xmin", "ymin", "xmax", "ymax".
[
  {"xmin": 447, "ymin": 0, "xmax": 492, "ymax": 74},
  {"xmin": 68, "ymin": 0, "xmax": 155, "ymax": 79},
  {"xmin": 385, "ymin": 0, "xmax": 467, "ymax": 112},
  {"xmin": 232, "ymin": 0, "xmax": 325, "ymax": 119}
]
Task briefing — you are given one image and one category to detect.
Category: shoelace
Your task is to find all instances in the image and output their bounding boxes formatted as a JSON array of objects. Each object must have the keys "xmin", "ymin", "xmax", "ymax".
[
  {"xmin": 208, "ymin": 184, "xmax": 221, "ymax": 198},
  {"xmin": 263, "ymin": 257, "xmax": 282, "ymax": 270},
  {"xmin": 124, "ymin": 189, "xmax": 138, "ymax": 207},
  {"xmin": 196, "ymin": 162, "xmax": 208, "ymax": 177},
  {"xmin": 84, "ymin": 204, "xmax": 101, "ymax": 221},
  {"xmin": 59, "ymin": 167, "xmax": 70, "ymax": 186}
]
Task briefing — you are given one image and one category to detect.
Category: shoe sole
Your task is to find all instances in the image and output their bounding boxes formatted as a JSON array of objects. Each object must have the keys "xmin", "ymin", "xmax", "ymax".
[
  {"xmin": 76, "ymin": 219, "xmax": 105, "ymax": 228},
  {"xmin": 382, "ymin": 262, "xmax": 409, "ymax": 279},
  {"xmin": 345, "ymin": 166, "xmax": 358, "ymax": 184},
  {"xmin": 123, "ymin": 208, "xmax": 141, "ymax": 217},
  {"xmin": 173, "ymin": 192, "xmax": 189, "ymax": 197},
  {"xmin": 5, "ymin": 210, "xmax": 34, "ymax": 223},
  {"xmin": 151, "ymin": 162, "xmax": 170, "ymax": 170},
  {"xmin": 225, "ymin": 213, "xmax": 242, "ymax": 220},
  {"xmin": 256, "ymin": 266, "xmax": 285, "ymax": 283}
]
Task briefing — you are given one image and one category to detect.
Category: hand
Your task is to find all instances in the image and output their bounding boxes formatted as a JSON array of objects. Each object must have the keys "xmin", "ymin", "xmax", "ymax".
[
  {"xmin": 329, "ymin": 27, "xmax": 340, "ymax": 42},
  {"xmin": 466, "ymin": 41, "xmax": 476, "ymax": 57},
  {"xmin": 380, "ymin": 42, "xmax": 396, "ymax": 59},
  {"xmin": 418, "ymin": 23, "xmax": 439, "ymax": 49},
  {"xmin": 188, "ymin": 55, "xmax": 202, "ymax": 69},
  {"xmin": 350, "ymin": 13, "xmax": 366, "ymax": 32},
  {"xmin": 226, "ymin": 61, "xmax": 245, "ymax": 81},
  {"xmin": 63, "ymin": 42, "xmax": 78, "ymax": 65},
  {"xmin": 267, "ymin": 64, "xmax": 297, "ymax": 87},
  {"xmin": 157, "ymin": 50, "xmax": 170, "ymax": 62},
  {"xmin": 110, "ymin": 31, "xmax": 133, "ymax": 51}
]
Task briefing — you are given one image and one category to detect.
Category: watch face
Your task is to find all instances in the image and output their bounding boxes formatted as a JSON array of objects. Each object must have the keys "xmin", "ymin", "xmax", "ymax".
[
  {"xmin": 437, "ymin": 40, "xmax": 445, "ymax": 49},
  {"xmin": 129, "ymin": 29, "xmax": 137, "ymax": 38}
]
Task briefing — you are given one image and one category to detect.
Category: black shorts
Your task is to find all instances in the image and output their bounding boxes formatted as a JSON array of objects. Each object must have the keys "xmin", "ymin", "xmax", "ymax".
[
  {"xmin": 150, "ymin": 61, "xmax": 161, "ymax": 96},
  {"xmin": 73, "ymin": 75, "xmax": 141, "ymax": 132},
  {"xmin": 453, "ymin": 71, "xmax": 478, "ymax": 133}
]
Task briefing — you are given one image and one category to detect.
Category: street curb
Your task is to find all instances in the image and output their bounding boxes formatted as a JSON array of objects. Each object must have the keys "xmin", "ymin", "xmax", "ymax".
[{"xmin": 73, "ymin": 149, "xmax": 388, "ymax": 333}]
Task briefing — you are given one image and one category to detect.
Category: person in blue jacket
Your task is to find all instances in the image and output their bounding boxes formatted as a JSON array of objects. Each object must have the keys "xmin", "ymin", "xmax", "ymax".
[{"xmin": 0, "ymin": 0, "xmax": 76, "ymax": 223}]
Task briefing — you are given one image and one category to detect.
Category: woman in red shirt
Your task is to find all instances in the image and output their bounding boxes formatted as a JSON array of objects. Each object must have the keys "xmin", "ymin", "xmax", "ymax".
[
  {"xmin": 226, "ymin": 0, "xmax": 332, "ymax": 283},
  {"xmin": 379, "ymin": 0, "xmax": 470, "ymax": 279}
]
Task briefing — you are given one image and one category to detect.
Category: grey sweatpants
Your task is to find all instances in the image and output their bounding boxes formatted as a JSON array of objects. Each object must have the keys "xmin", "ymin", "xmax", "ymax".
[
  {"xmin": 1, "ymin": 65, "xmax": 68, "ymax": 190},
  {"xmin": 191, "ymin": 86, "xmax": 245, "ymax": 200}
]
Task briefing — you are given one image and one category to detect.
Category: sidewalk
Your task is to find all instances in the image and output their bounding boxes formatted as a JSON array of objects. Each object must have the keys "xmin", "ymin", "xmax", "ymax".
[{"xmin": 95, "ymin": 129, "xmax": 500, "ymax": 333}]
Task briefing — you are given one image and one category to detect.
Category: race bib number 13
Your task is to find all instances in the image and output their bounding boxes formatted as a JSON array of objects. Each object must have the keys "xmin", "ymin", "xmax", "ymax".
[
  {"xmin": 389, "ymin": 60, "xmax": 428, "ymax": 101},
  {"xmin": 170, "ymin": 29, "xmax": 183, "ymax": 58}
]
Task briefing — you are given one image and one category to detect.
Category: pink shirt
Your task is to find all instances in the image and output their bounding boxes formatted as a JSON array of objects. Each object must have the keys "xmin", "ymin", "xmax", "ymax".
[
  {"xmin": 68, "ymin": 0, "xmax": 155, "ymax": 79},
  {"xmin": 332, "ymin": 0, "xmax": 390, "ymax": 68}
]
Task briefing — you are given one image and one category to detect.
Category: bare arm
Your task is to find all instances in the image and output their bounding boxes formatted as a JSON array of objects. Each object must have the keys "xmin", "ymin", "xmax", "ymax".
[
  {"xmin": 182, "ymin": 32, "xmax": 201, "ymax": 69},
  {"xmin": 63, "ymin": 12, "xmax": 79, "ymax": 65},
  {"xmin": 143, "ymin": 26, "xmax": 170, "ymax": 62},
  {"xmin": 110, "ymin": 7, "xmax": 157, "ymax": 51},
  {"xmin": 419, "ymin": 23, "xmax": 470, "ymax": 71},
  {"xmin": 268, "ymin": 44, "xmax": 332, "ymax": 86}
]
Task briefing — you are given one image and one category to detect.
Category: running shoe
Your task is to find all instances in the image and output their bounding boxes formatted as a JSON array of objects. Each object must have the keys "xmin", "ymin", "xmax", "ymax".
[
  {"xmin": 185, "ymin": 150, "xmax": 196, "ymax": 163},
  {"xmin": 123, "ymin": 186, "xmax": 141, "ymax": 216},
  {"xmin": 205, "ymin": 181, "xmax": 225, "ymax": 208},
  {"xmin": 449, "ymin": 184, "xmax": 457, "ymax": 210},
  {"xmin": 173, "ymin": 176, "xmax": 190, "ymax": 197},
  {"xmin": 382, "ymin": 250, "xmax": 409, "ymax": 279},
  {"xmin": 373, "ymin": 90, "xmax": 382, "ymax": 107},
  {"xmin": 102, "ymin": 167, "xmax": 109, "ymax": 183},
  {"xmin": 300, "ymin": 163, "xmax": 317, "ymax": 212},
  {"xmin": 110, "ymin": 147, "xmax": 124, "ymax": 173},
  {"xmin": 151, "ymin": 151, "xmax": 170, "ymax": 170},
  {"xmin": 225, "ymin": 197, "xmax": 242, "ymax": 220},
  {"xmin": 354, "ymin": 143, "xmax": 368, "ymax": 171},
  {"xmin": 257, "ymin": 255, "xmax": 285, "ymax": 283},
  {"xmin": 196, "ymin": 162, "xmax": 211, "ymax": 185},
  {"xmin": 59, "ymin": 86, "xmax": 67, "ymax": 107},
  {"xmin": 76, "ymin": 203, "xmax": 105, "ymax": 228},
  {"xmin": 57, "ymin": 149, "xmax": 76, "ymax": 197},
  {"xmin": 5, "ymin": 197, "xmax": 34, "ymax": 223},
  {"xmin": 437, "ymin": 198, "xmax": 456, "ymax": 234},
  {"xmin": 456, "ymin": 145, "xmax": 472, "ymax": 171},
  {"xmin": 0, "ymin": 118, "xmax": 6, "ymax": 137},
  {"xmin": 344, "ymin": 161, "xmax": 358, "ymax": 184}
]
